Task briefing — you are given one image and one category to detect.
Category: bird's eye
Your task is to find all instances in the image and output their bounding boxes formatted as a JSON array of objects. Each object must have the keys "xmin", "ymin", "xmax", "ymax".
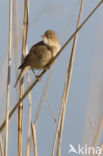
[{"xmin": 49, "ymin": 36, "xmax": 53, "ymax": 39}]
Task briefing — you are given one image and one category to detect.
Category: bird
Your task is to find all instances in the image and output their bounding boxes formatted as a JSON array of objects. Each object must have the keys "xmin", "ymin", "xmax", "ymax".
[{"xmin": 14, "ymin": 30, "xmax": 60, "ymax": 87}]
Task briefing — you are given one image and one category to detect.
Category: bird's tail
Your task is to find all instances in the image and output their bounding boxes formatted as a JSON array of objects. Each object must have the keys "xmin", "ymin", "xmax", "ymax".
[{"xmin": 14, "ymin": 66, "xmax": 30, "ymax": 88}]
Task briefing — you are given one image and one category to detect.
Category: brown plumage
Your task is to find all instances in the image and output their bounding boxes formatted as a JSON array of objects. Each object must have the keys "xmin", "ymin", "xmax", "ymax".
[{"xmin": 14, "ymin": 30, "xmax": 60, "ymax": 87}]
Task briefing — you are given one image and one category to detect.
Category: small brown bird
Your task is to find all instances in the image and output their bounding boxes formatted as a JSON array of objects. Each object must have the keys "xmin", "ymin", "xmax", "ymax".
[{"xmin": 14, "ymin": 30, "xmax": 60, "ymax": 87}]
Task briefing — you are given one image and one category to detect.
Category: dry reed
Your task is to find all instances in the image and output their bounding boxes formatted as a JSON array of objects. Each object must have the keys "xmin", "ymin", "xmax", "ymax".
[
  {"xmin": 13, "ymin": 0, "xmax": 20, "ymax": 99},
  {"xmin": 5, "ymin": 0, "xmax": 12, "ymax": 155},
  {"xmin": 0, "ymin": 0, "xmax": 102, "ymax": 135},
  {"xmin": 56, "ymin": 0, "xmax": 85, "ymax": 155},
  {"xmin": 91, "ymin": 115, "xmax": 103, "ymax": 156},
  {"xmin": 26, "ymin": 71, "xmax": 32, "ymax": 156},
  {"xmin": 0, "ymin": 135, "xmax": 4, "ymax": 156},
  {"xmin": 13, "ymin": 0, "xmax": 19, "ymax": 76},
  {"xmin": 18, "ymin": 0, "xmax": 29, "ymax": 155},
  {"xmin": 31, "ymin": 123, "xmax": 37, "ymax": 156}
]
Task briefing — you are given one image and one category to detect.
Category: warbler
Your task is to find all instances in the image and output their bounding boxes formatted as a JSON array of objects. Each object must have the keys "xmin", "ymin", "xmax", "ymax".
[{"xmin": 14, "ymin": 30, "xmax": 60, "ymax": 87}]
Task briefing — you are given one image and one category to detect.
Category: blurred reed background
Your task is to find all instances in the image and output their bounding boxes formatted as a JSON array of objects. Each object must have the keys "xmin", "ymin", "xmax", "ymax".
[{"xmin": 0, "ymin": 0, "xmax": 103, "ymax": 156}]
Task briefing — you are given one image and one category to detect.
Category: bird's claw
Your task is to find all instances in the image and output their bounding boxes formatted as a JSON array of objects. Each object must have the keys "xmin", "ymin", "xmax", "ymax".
[
  {"xmin": 35, "ymin": 75, "xmax": 41, "ymax": 81},
  {"xmin": 45, "ymin": 64, "xmax": 50, "ymax": 71}
]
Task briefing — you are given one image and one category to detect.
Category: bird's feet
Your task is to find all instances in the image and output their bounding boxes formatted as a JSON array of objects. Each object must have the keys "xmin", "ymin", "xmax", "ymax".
[
  {"xmin": 45, "ymin": 64, "xmax": 50, "ymax": 71},
  {"xmin": 35, "ymin": 75, "xmax": 41, "ymax": 81},
  {"xmin": 32, "ymin": 69, "xmax": 41, "ymax": 81}
]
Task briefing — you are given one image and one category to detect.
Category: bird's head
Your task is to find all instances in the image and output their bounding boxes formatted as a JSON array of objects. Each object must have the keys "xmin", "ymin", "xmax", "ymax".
[{"xmin": 42, "ymin": 30, "xmax": 60, "ymax": 50}]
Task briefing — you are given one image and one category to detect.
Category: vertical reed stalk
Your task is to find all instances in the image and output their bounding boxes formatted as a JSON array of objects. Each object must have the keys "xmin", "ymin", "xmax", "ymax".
[
  {"xmin": 18, "ymin": 0, "xmax": 29, "ymax": 156},
  {"xmin": 13, "ymin": 0, "xmax": 20, "ymax": 76},
  {"xmin": 30, "ymin": 69, "xmax": 54, "ymax": 154},
  {"xmin": 56, "ymin": 1, "xmax": 85, "ymax": 155},
  {"xmin": 52, "ymin": 1, "xmax": 85, "ymax": 155},
  {"xmin": 91, "ymin": 116, "xmax": 103, "ymax": 156},
  {"xmin": 0, "ymin": 0, "xmax": 102, "ymax": 133},
  {"xmin": 26, "ymin": 71, "xmax": 32, "ymax": 156},
  {"xmin": 31, "ymin": 123, "xmax": 37, "ymax": 156},
  {"xmin": 0, "ymin": 135, "xmax": 4, "ymax": 156},
  {"xmin": 5, "ymin": 0, "xmax": 12, "ymax": 155}
]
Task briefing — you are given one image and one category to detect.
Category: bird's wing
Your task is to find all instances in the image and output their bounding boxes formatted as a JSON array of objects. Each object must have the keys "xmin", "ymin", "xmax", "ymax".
[{"xmin": 19, "ymin": 41, "xmax": 52, "ymax": 69}]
